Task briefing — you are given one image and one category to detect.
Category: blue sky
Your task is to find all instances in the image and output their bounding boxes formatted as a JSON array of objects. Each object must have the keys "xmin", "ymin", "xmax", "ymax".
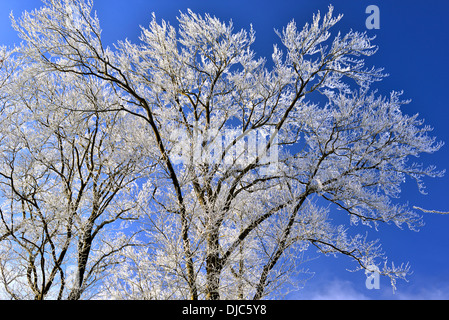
[{"xmin": 1, "ymin": 0, "xmax": 449, "ymax": 300}]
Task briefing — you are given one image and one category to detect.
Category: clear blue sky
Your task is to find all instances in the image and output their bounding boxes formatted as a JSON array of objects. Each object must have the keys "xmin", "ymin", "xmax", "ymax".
[{"xmin": 1, "ymin": 0, "xmax": 448, "ymax": 300}]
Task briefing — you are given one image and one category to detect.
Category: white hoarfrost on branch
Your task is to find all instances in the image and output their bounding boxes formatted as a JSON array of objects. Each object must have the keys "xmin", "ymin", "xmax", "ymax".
[{"xmin": 0, "ymin": 0, "xmax": 445, "ymax": 299}]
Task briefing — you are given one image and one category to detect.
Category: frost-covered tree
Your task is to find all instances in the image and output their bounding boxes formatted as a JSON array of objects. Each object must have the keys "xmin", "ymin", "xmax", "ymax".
[
  {"xmin": 0, "ymin": 0, "xmax": 444, "ymax": 300},
  {"xmin": 0, "ymin": 52, "xmax": 153, "ymax": 299}
]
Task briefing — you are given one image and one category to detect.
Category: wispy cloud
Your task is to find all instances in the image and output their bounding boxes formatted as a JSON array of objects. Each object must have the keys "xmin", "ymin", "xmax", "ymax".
[
  {"xmin": 288, "ymin": 278, "xmax": 370, "ymax": 300},
  {"xmin": 393, "ymin": 286, "xmax": 449, "ymax": 300},
  {"xmin": 289, "ymin": 274, "xmax": 449, "ymax": 300},
  {"xmin": 309, "ymin": 279, "xmax": 370, "ymax": 300}
]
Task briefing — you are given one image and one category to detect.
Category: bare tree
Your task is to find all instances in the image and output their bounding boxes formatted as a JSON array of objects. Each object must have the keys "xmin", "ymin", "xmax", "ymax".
[
  {"xmin": 0, "ymin": 0, "xmax": 444, "ymax": 299},
  {"xmin": 0, "ymin": 60, "xmax": 152, "ymax": 299}
]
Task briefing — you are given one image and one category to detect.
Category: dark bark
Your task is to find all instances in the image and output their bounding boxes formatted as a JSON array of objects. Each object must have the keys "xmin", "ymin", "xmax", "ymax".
[{"xmin": 205, "ymin": 227, "xmax": 222, "ymax": 300}]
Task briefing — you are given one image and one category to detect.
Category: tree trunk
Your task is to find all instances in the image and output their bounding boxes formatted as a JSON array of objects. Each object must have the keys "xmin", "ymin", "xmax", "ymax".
[
  {"xmin": 68, "ymin": 223, "xmax": 93, "ymax": 300},
  {"xmin": 181, "ymin": 212, "xmax": 198, "ymax": 300},
  {"xmin": 205, "ymin": 227, "xmax": 221, "ymax": 300}
]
